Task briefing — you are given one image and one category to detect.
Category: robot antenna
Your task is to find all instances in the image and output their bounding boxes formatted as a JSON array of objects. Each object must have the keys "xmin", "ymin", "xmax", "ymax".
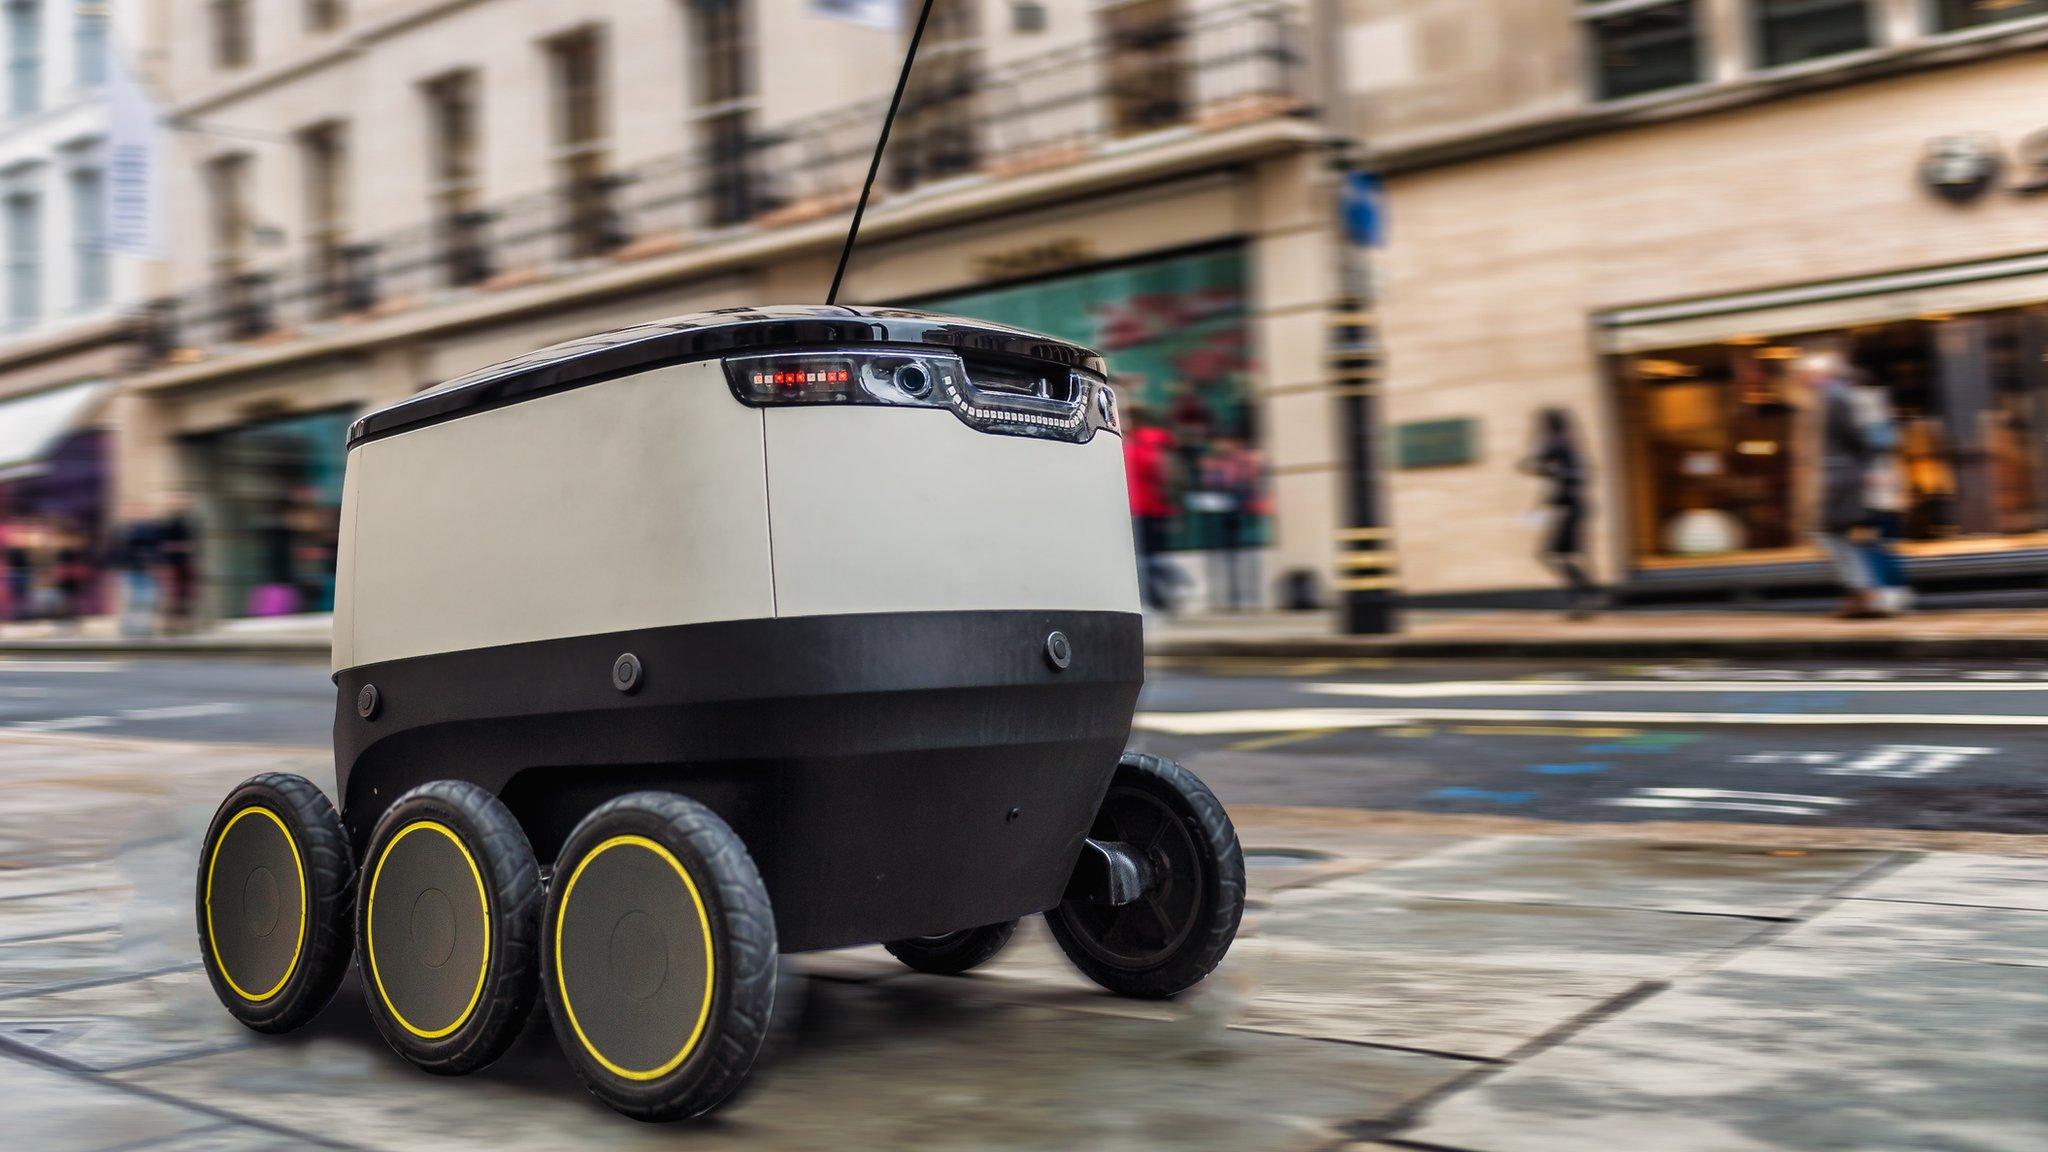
[{"xmin": 825, "ymin": 0, "xmax": 940, "ymax": 306}]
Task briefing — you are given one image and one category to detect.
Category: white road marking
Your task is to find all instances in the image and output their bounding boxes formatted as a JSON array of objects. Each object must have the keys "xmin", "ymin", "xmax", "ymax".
[
  {"xmin": 118, "ymin": 703, "xmax": 246, "ymax": 721},
  {"xmin": 8, "ymin": 715, "xmax": 113, "ymax": 731},
  {"xmin": 1310, "ymin": 680, "xmax": 2048, "ymax": 698},
  {"xmin": 0, "ymin": 661, "xmax": 124, "ymax": 672},
  {"xmin": 1134, "ymin": 707, "xmax": 2048, "ymax": 734},
  {"xmin": 1599, "ymin": 787, "xmax": 1853, "ymax": 817}
]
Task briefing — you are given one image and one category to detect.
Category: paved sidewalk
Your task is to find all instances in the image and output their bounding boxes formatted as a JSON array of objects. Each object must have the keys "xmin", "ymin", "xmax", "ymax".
[{"xmin": 1, "ymin": 732, "xmax": 2043, "ymax": 1150}]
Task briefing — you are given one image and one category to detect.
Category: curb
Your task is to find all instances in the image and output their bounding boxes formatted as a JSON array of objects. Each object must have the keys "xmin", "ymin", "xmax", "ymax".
[
  {"xmin": 0, "ymin": 638, "xmax": 331, "ymax": 661},
  {"xmin": 1146, "ymin": 635, "xmax": 2048, "ymax": 660}
]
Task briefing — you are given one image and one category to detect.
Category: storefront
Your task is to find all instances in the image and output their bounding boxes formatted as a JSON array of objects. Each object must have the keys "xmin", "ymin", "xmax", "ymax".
[
  {"xmin": 183, "ymin": 408, "xmax": 352, "ymax": 620},
  {"xmin": 0, "ymin": 381, "xmax": 112, "ymax": 620},
  {"xmin": 917, "ymin": 244, "xmax": 1268, "ymax": 551},
  {"xmin": 1619, "ymin": 305, "xmax": 2048, "ymax": 575}
]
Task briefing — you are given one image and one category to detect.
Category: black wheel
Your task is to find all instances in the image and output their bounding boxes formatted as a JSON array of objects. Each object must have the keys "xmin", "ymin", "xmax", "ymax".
[
  {"xmin": 883, "ymin": 920, "xmax": 1019, "ymax": 975},
  {"xmin": 196, "ymin": 772, "xmax": 355, "ymax": 1034},
  {"xmin": 356, "ymin": 780, "xmax": 541, "ymax": 1076},
  {"xmin": 542, "ymin": 791, "xmax": 777, "ymax": 1122},
  {"xmin": 1045, "ymin": 753, "xmax": 1244, "ymax": 999}
]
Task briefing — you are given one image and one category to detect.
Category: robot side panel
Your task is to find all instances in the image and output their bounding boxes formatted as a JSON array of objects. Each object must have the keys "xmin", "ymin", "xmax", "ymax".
[
  {"xmin": 764, "ymin": 407, "xmax": 1142, "ymax": 618},
  {"xmin": 338, "ymin": 361, "xmax": 775, "ymax": 669}
]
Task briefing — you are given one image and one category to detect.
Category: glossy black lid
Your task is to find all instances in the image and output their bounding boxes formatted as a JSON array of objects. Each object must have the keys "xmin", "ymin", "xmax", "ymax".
[{"xmin": 347, "ymin": 304, "xmax": 1107, "ymax": 447}]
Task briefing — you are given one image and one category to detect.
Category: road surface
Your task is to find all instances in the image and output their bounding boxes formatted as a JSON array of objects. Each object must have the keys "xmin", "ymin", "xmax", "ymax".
[{"xmin": 6, "ymin": 652, "xmax": 2046, "ymax": 833}]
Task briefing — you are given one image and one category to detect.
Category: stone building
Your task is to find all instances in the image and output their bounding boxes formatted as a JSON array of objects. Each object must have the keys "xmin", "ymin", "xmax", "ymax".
[
  {"xmin": 1360, "ymin": 0, "xmax": 2048, "ymax": 603},
  {"xmin": 123, "ymin": 0, "xmax": 1350, "ymax": 622}
]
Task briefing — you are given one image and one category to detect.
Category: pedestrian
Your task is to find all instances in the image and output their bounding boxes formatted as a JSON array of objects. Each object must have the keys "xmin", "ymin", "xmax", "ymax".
[
  {"xmin": 51, "ymin": 520, "xmax": 91, "ymax": 628},
  {"xmin": 108, "ymin": 508, "xmax": 163, "ymax": 637},
  {"xmin": 1848, "ymin": 371, "xmax": 1912, "ymax": 615},
  {"xmin": 1198, "ymin": 429, "xmax": 1266, "ymax": 611},
  {"xmin": 1122, "ymin": 404, "xmax": 1180, "ymax": 613},
  {"xmin": 3, "ymin": 518, "xmax": 33, "ymax": 621},
  {"xmin": 1521, "ymin": 408, "xmax": 1599, "ymax": 619},
  {"xmin": 157, "ymin": 493, "xmax": 198, "ymax": 634},
  {"xmin": 1797, "ymin": 354, "xmax": 1884, "ymax": 619}
]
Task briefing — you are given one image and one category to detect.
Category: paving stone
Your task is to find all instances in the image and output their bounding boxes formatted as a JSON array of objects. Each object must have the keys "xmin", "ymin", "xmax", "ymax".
[
  {"xmin": 0, "ymin": 1050, "xmax": 222, "ymax": 1152},
  {"xmin": 1227, "ymin": 940, "xmax": 1646, "ymax": 1060},
  {"xmin": 1850, "ymin": 854, "xmax": 2048, "ymax": 912},
  {"xmin": 1765, "ymin": 899, "xmax": 2048, "ymax": 969},
  {"xmin": 1404, "ymin": 954, "xmax": 2048, "ymax": 1152},
  {"xmin": 1333, "ymin": 837, "xmax": 1895, "ymax": 918},
  {"xmin": 124, "ymin": 974, "xmax": 1468, "ymax": 1152},
  {"xmin": 0, "ymin": 968, "xmax": 248, "ymax": 1071},
  {"xmin": 1260, "ymin": 886, "xmax": 1769, "ymax": 980}
]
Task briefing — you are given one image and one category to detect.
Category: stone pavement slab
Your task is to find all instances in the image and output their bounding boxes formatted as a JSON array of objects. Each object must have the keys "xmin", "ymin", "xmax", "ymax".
[
  {"xmin": 1849, "ymin": 852, "xmax": 2048, "ymax": 912},
  {"xmin": 1317, "ymin": 837, "xmax": 1893, "ymax": 919},
  {"xmin": 0, "ymin": 1050, "xmax": 224, "ymax": 1151}
]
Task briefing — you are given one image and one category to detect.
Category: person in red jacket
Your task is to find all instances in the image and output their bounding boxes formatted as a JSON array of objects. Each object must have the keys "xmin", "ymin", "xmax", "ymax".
[{"xmin": 1123, "ymin": 406, "xmax": 1178, "ymax": 611}]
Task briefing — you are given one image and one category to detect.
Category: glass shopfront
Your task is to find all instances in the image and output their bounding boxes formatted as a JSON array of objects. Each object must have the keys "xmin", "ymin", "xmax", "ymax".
[
  {"xmin": 186, "ymin": 408, "xmax": 352, "ymax": 618},
  {"xmin": 918, "ymin": 246, "xmax": 1262, "ymax": 548},
  {"xmin": 1618, "ymin": 303, "xmax": 2048, "ymax": 567}
]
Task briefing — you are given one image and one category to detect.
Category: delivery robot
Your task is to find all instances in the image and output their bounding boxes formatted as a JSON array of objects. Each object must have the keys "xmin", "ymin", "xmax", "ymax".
[{"xmin": 194, "ymin": 305, "xmax": 1245, "ymax": 1120}]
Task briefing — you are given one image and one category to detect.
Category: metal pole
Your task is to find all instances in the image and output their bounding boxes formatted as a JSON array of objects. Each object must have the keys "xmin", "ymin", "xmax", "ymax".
[{"xmin": 1312, "ymin": 0, "xmax": 1397, "ymax": 633}]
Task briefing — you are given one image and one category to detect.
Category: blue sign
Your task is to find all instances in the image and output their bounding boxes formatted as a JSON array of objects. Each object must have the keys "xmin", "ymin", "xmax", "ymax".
[{"xmin": 1342, "ymin": 170, "xmax": 1385, "ymax": 248}]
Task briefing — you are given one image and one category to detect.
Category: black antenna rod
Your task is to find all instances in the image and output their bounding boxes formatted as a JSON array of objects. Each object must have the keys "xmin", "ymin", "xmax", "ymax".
[{"xmin": 826, "ymin": 0, "xmax": 939, "ymax": 305}]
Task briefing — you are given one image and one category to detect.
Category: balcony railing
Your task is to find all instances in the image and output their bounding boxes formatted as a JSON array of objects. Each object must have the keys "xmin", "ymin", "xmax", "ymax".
[{"xmin": 140, "ymin": 0, "xmax": 1306, "ymax": 362}]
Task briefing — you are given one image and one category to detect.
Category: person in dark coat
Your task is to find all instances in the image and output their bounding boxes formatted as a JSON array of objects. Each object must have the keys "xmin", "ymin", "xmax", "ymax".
[
  {"xmin": 1522, "ymin": 408, "xmax": 1599, "ymax": 619},
  {"xmin": 1801, "ymin": 355, "xmax": 1883, "ymax": 618}
]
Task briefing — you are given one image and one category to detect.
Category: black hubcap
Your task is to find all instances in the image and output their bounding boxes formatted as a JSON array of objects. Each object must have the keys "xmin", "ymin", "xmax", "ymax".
[{"xmin": 1059, "ymin": 787, "xmax": 1202, "ymax": 970}]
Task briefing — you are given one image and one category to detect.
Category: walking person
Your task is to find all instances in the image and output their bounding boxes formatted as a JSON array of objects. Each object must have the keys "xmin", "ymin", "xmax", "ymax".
[
  {"xmin": 1797, "ymin": 355, "xmax": 1884, "ymax": 618},
  {"xmin": 1122, "ymin": 405, "xmax": 1180, "ymax": 613},
  {"xmin": 3, "ymin": 519, "xmax": 33, "ymax": 621},
  {"xmin": 1522, "ymin": 408, "xmax": 1599, "ymax": 619},
  {"xmin": 1848, "ymin": 372, "xmax": 1912, "ymax": 615},
  {"xmin": 157, "ymin": 494, "xmax": 198, "ymax": 634},
  {"xmin": 108, "ymin": 509, "xmax": 163, "ymax": 638},
  {"xmin": 1197, "ymin": 431, "xmax": 1267, "ymax": 611}
]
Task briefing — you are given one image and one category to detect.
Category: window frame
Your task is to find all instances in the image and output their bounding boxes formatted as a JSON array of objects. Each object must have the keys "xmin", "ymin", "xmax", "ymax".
[
  {"xmin": 68, "ymin": 164, "xmax": 104, "ymax": 311},
  {"xmin": 1748, "ymin": 0, "xmax": 1878, "ymax": 71},
  {"xmin": 210, "ymin": 0, "xmax": 251, "ymax": 71},
  {"xmin": 7, "ymin": 0, "xmax": 42, "ymax": 117},
  {"xmin": 1578, "ymin": 0, "xmax": 1711, "ymax": 104}
]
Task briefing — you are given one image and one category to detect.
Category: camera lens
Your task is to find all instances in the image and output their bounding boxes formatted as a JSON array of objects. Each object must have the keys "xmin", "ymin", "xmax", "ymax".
[{"xmin": 895, "ymin": 363, "xmax": 931, "ymax": 398}]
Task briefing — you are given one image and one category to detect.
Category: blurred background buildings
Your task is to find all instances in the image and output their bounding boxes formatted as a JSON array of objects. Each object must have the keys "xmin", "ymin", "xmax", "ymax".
[{"xmin": 0, "ymin": 0, "xmax": 2045, "ymax": 628}]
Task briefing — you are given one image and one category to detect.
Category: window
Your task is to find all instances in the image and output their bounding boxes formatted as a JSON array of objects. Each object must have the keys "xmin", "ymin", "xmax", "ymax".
[
  {"xmin": 205, "ymin": 153, "xmax": 252, "ymax": 277},
  {"xmin": 423, "ymin": 70, "xmax": 485, "ymax": 284},
  {"xmin": 1753, "ymin": 0, "xmax": 1870, "ymax": 67},
  {"xmin": 211, "ymin": 0, "xmax": 250, "ymax": 70},
  {"xmin": 1101, "ymin": 0, "xmax": 1188, "ymax": 135},
  {"xmin": 73, "ymin": 0, "xmax": 104, "ymax": 87},
  {"xmin": 6, "ymin": 188, "xmax": 40, "ymax": 328},
  {"xmin": 69, "ymin": 166, "xmax": 104, "ymax": 309},
  {"xmin": 890, "ymin": 0, "xmax": 980, "ymax": 188},
  {"xmin": 299, "ymin": 121, "xmax": 348, "ymax": 314},
  {"xmin": 1012, "ymin": 1, "xmax": 1047, "ymax": 33},
  {"xmin": 1584, "ymin": 0, "xmax": 1701, "ymax": 101},
  {"xmin": 8, "ymin": 0, "xmax": 41, "ymax": 115},
  {"xmin": 306, "ymin": 0, "xmax": 346, "ymax": 32},
  {"xmin": 1933, "ymin": 0, "xmax": 2048, "ymax": 31},
  {"xmin": 689, "ymin": 0, "xmax": 760, "ymax": 227},
  {"xmin": 546, "ymin": 27, "xmax": 615, "ymax": 256}
]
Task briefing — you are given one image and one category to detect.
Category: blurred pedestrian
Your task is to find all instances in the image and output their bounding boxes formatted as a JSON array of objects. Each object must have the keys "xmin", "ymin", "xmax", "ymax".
[
  {"xmin": 1848, "ymin": 371, "xmax": 1912, "ymax": 615},
  {"xmin": 3, "ymin": 518, "xmax": 34, "ymax": 621},
  {"xmin": 1198, "ymin": 430, "xmax": 1266, "ymax": 611},
  {"xmin": 108, "ymin": 508, "xmax": 163, "ymax": 637},
  {"xmin": 1123, "ymin": 404, "xmax": 1180, "ymax": 613},
  {"xmin": 1797, "ymin": 354, "xmax": 1884, "ymax": 618},
  {"xmin": 1522, "ymin": 408, "xmax": 1599, "ymax": 619},
  {"xmin": 50, "ymin": 520, "xmax": 91, "ymax": 627},
  {"xmin": 158, "ymin": 493, "xmax": 198, "ymax": 634}
]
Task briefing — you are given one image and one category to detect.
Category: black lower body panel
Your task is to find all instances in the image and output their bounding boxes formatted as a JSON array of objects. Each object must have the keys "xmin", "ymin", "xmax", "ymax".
[{"xmin": 333, "ymin": 610, "xmax": 1143, "ymax": 952}]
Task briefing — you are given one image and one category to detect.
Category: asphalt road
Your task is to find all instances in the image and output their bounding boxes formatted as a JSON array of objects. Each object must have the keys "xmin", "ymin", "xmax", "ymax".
[{"xmin": 5, "ymin": 652, "xmax": 2047, "ymax": 833}]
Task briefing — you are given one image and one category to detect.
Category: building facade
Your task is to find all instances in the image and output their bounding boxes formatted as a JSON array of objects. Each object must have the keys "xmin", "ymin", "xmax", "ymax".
[
  {"xmin": 1359, "ymin": 0, "xmax": 2048, "ymax": 602},
  {"xmin": 127, "ymin": 0, "xmax": 1350, "ymax": 622},
  {"xmin": 0, "ymin": 0, "xmax": 158, "ymax": 622}
]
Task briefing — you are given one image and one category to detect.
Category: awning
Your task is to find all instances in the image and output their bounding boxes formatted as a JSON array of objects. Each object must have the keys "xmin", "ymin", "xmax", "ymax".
[{"xmin": 0, "ymin": 380, "xmax": 112, "ymax": 484}]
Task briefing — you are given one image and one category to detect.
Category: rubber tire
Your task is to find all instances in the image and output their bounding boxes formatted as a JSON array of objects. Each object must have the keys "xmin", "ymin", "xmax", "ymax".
[
  {"xmin": 196, "ymin": 772, "xmax": 355, "ymax": 1034},
  {"xmin": 1045, "ymin": 753, "xmax": 1245, "ymax": 999},
  {"xmin": 542, "ymin": 791, "xmax": 777, "ymax": 1122},
  {"xmin": 356, "ymin": 780, "xmax": 541, "ymax": 1076},
  {"xmin": 883, "ymin": 920, "xmax": 1020, "ymax": 975}
]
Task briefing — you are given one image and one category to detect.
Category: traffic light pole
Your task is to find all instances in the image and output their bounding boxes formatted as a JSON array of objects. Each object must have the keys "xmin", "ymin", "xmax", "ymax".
[{"xmin": 1330, "ymin": 291, "xmax": 1397, "ymax": 634}]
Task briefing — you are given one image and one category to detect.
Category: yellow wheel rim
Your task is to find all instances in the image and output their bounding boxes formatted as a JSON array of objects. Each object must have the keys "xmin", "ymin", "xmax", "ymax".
[
  {"xmin": 366, "ymin": 820, "xmax": 491, "ymax": 1040},
  {"xmin": 204, "ymin": 805, "xmax": 307, "ymax": 1003},
  {"xmin": 555, "ymin": 835, "xmax": 716, "ymax": 1081}
]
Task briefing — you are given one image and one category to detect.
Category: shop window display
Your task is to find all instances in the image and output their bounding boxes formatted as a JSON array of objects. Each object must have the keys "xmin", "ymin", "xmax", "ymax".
[
  {"xmin": 918, "ymin": 247, "xmax": 1260, "ymax": 551},
  {"xmin": 185, "ymin": 409, "xmax": 351, "ymax": 618},
  {"xmin": 1619, "ymin": 305, "xmax": 2048, "ymax": 567}
]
